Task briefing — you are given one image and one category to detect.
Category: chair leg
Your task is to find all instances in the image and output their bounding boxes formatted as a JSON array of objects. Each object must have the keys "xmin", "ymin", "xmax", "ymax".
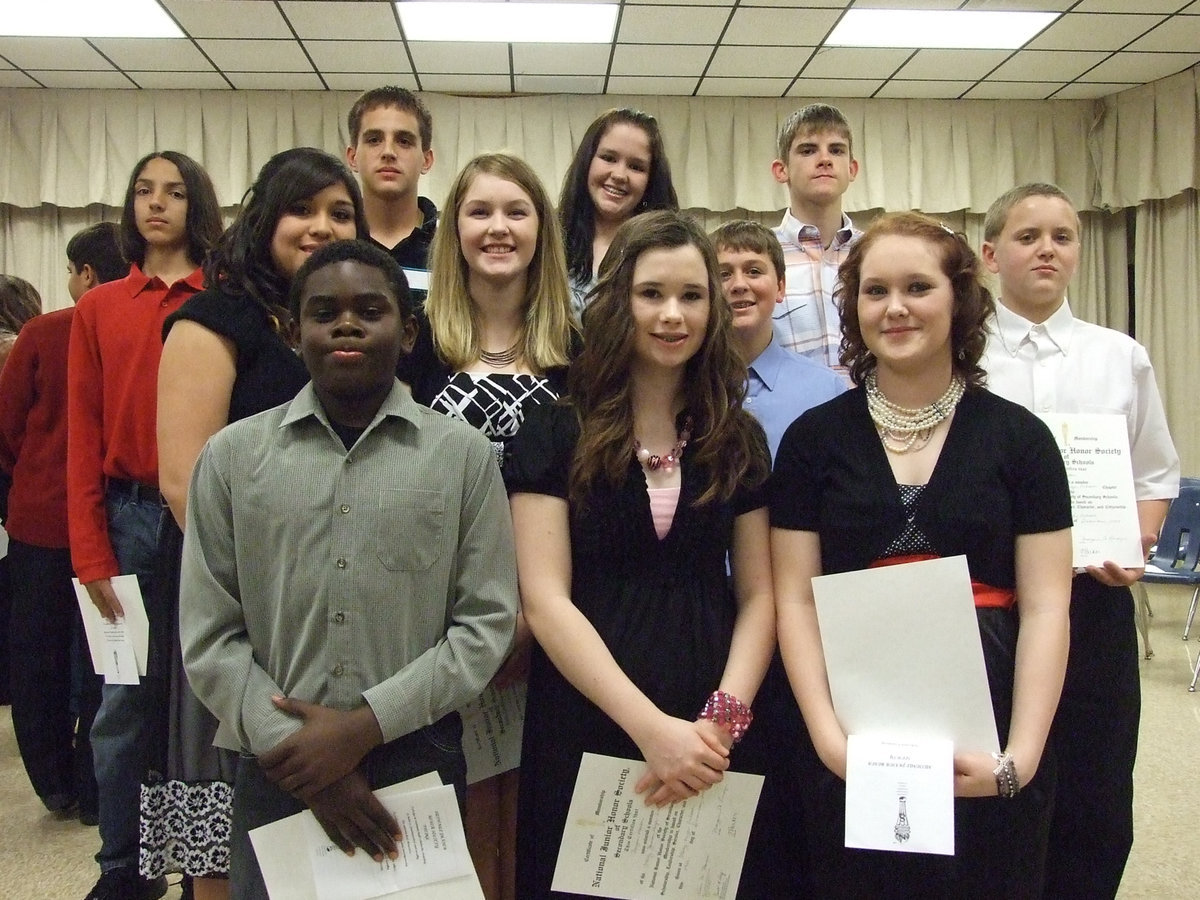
[
  {"xmin": 1191, "ymin": 647, "xmax": 1200, "ymax": 692},
  {"xmin": 1133, "ymin": 582, "xmax": 1154, "ymax": 659},
  {"xmin": 1185, "ymin": 586, "xmax": 1200, "ymax": 641}
]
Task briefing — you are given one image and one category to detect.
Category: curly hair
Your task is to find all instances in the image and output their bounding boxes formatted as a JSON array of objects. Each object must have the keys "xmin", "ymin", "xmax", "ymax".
[
  {"xmin": 568, "ymin": 210, "xmax": 767, "ymax": 509},
  {"xmin": 558, "ymin": 108, "xmax": 679, "ymax": 284},
  {"xmin": 836, "ymin": 211, "xmax": 994, "ymax": 389}
]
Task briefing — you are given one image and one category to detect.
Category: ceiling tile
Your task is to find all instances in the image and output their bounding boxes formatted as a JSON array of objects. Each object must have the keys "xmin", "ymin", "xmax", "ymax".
[
  {"xmin": 279, "ymin": 1, "xmax": 402, "ymax": 40},
  {"xmin": 30, "ymin": 71, "xmax": 135, "ymax": 89},
  {"xmin": 963, "ymin": 81, "xmax": 1064, "ymax": 100},
  {"xmin": 618, "ymin": 5, "xmax": 730, "ymax": 44},
  {"xmin": 1072, "ymin": 0, "xmax": 1182, "ymax": 11},
  {"xmin": 419, "ymin": 73, "xmax": 514, "ymax": 93},
  {"xmin": 874, "ymin": 80, "xmax": 975, "ymax": 99},
  {"xmin": 1026, "ymin": 13, "xmax": 1166, "ymax": 51},
  {"xmin": 0, "ymin": 38, "xmax": 112, "ymax": 71},
  {"xmin": 90, "ymin": 38, "xmax": 214, "ymax": 72},
  {"xmin": 606, "ymin": 75, "xmax": 696, "ymax": 95},
  {"xmin": 304, "ymin": 40, "xmax": 410, "ymax": 73},
  {"xmin": 512, "ymin": 44, "xmax": 611, "ymax": 76},
  {"xmin": 705, "ymin": 46, "xmax": 811, "ymax": 79},
  {"xmin": 225, "ymin": 72, "xmax": 327, "ymax": 90},
  {"xmin": 1052, "ymin": 82, "xmax": 1139, "ymax": 99},
  {"xmin": 0, "ymin": 71, "xmax": 38, "ymax": 88},
  {"xmin": 407, "ymin": 42, "xmax": 510, "ymax": 74},
  {"xmin": 705, "ymin": 0, "xmax": 840, "ymax": 6},
  {"xmin": 801, "ymin": 47, "xmax": 913, "ymax": 80},
  {"xmin": 324, "ymin": 72, "xmax": 420, "ymax": 91},
  {"xmin": 197, "ymin": 39, "xmax": 314, "ymax": 73},
  {"xmin": 896, "ymin": 49, "xmax": 1011, "ymax": 81},
  {"xmin": 962, "ymin": 0, "xmax": 1074, "ymax": 9},
  {"xmin": 989, "ymin": 50, "xmax": 1110, "ymax": 82},
  {"xmin": 696, "ymin": 77, "xmax": 792, "ymax": 97},
  {"xmin": 514, "ymin": 74, "xmax": 606, "ymax": 93},
  {"xmin": 1080, "ymin": 51, "xmax": 1200, "ymax": 82},
  {"xmin": 723, "ymin": 8, "xmax": 841, "ymax": 46},
  {"xmin": 787, "ymin": 78, "xmax": 884, "ymax": 99},
  {"xmin": 127, "ymin": 71, "xmax": 231, "ymax": 90},
  {"xmin": 1126, "ymin": 15, "xmax": 1200, "ymax": 52},
  {"xmin": 610, "ymin": 44, "xmax": 711, "ymax": 77},
  {"xmin": 858, "ymin": 0, "xmax": 960, "ymax": 7},
  {"xmin": 161, "ymin": 1, "xmax": 293, "ymax": 39}
]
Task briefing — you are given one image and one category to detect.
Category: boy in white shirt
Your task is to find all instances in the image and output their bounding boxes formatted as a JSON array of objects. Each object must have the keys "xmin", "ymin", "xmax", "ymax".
[{"xmin": 981, "ymin": 183, "xmax": 1179, "ymax": 899}]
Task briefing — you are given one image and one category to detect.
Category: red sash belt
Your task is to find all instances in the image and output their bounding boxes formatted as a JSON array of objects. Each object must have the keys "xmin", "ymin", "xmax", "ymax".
[{"xmin": 868, "ymin": 553, "xmax": 1015, "ymax": 609}]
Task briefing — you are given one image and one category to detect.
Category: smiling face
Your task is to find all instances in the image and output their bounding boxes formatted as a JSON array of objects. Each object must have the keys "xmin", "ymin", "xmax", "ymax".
[
  {"xmin": 587, "ymin": 122, "xmax": 652, "ymax": 226},
  {"xmin": 982, "ymin": 195, "xmax": 1080, "ymax": 324},
  {"xmin": 346, "ymin": 104, "xmax": 433, "ymax": 202},
  {"xmin": 270, "ymin": 183, "xmax": 358, "ymax": 278},
  {"xmin": 456, "ymin": 172, "xmax": 539, "ymax": 289},
  {"xmin": 717, "ymin": 246, "xmax": 783, "ymax": 346},
  {"xmin": 629, "ymin": 244, "xmax": 710, "ymax": 376},
  {"xmin": 857, "ymin": 234, "xmax": 954, "ymax": 378},
  {"xmin": 297, "ymin": 259, "xmax": 416, "ymax": 423},
  {"xmin": 132, "ymin": 156, "xmax": 189, "ymax": 252},
  {"xmin": 772, "ymin": 127, "xmax": 857, "ymax": 214}
]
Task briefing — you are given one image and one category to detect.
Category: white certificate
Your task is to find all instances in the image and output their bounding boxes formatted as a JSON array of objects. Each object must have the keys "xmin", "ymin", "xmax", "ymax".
[
  {"xmin": 72, "ymin": 574, "xmax": 149, "ymax": 683},
  {"xmin": 460, "ymin": 682, "xmax": 524, "ymax": 784},
  {"xmin": 249, "ymin": 773, "xmax": 484, "ymax": 900},
  {"xmin": 812, "ymin": 555, "xmax": 1000, "ymax": 755},
  {"xmin": 0, "ymin": 523, "xmax": 8, "ymax": 559},
  {"xmin": 845, "ymin": 735, "xmax": 955, "ymax": 856},
  {"xmin": 1039, "ymin": 413, "xmax": 1143, "ymax": 569},
  {"xmin": 552, "ymin": 753, "xmax": 763, "ymax": 899}
]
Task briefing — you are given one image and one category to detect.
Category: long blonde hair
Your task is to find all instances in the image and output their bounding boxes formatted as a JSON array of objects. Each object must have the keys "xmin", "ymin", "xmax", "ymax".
[{"xmin": 426, "ymin": 153, "xmax": 576, "ymax": 373}]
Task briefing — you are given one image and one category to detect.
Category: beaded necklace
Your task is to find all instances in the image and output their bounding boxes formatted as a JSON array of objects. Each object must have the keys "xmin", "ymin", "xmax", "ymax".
[
  {"xmin": 634, "ymin": 416, "xmax": 693, "ymax": 473},
  {"xmin": 866, "ymin": 372, "xmax": 965, "ymax": 454}
]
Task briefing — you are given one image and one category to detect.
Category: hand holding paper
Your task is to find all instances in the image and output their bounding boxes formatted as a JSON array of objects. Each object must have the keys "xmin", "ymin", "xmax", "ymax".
[
  {"xmin": 260, "ymin": 699, "xmax": 383, "ymax": 799},
  {"xmin": 308, "ymin": 769, "xmax": 401, "ymax": 862},
  {"xmin": 632, "ymin": 714, "xmax": 729, "ymax": 806},
  {"xmin": 84, "ymin": 576, "xmax": 123, "ymax": 620}
]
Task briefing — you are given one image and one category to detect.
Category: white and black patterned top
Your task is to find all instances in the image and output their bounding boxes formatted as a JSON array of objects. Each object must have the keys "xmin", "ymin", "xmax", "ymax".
[
  {"xmin": 429, "ymin": 371, "xmax": 560, "ymax": 465},
  {"xmin": 881, "ymin": 483, "xmax": 936, "ymax": 557}
]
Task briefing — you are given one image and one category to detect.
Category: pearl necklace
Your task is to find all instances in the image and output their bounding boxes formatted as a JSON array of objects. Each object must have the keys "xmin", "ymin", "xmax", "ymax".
[
  {"xmin": 478, "ymin": 341, "xmax": 520, "ymax": 368},
  {"xmin": 865, "ymin": 373, "xmax": 965, "ymax": 454},
  {"xmin": 634, "ymin": 416, "xmax": 693, "ymax": 472}
]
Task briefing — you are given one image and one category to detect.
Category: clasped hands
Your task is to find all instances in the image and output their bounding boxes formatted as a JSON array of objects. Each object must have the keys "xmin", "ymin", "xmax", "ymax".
[
  {"xmin": 634, "ymin": 715, "xmax": 733, "ymax": 808},
  {"xmin": 260, "ymin": 696, "xmax": 397, "ymax": 862}
]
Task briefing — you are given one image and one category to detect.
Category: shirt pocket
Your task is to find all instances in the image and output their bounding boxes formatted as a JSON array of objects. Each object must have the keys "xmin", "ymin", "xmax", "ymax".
[{"xmin": 375, "ymin": 489, "xmax": 445, "ymax": 571}]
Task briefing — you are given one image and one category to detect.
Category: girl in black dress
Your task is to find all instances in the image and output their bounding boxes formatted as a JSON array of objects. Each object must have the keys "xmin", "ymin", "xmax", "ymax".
[{"xmin": 506, "ymin": 210, "xmax": 774, "ymax": 898}]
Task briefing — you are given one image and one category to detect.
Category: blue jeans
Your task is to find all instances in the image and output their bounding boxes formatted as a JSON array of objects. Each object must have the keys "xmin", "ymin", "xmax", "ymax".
[
  {"xmin": 230, "ymin": 713, "xmax": 466, "ymax": 900},
  {"xmin": 90, "ymin": 481, "xmax": 167, "ymax": 872}
]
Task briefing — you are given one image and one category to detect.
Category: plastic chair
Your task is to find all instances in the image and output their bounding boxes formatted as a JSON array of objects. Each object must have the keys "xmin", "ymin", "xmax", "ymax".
[{"xmin": 1141, "ymin": 477, "xmax": 1200, "ymax": 655}]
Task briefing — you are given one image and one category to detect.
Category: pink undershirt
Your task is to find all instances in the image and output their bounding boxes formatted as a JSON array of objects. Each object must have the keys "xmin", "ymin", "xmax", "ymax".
[{"xmin": 647, "ymin": 486, "xmax": 681, "ymax": 540}]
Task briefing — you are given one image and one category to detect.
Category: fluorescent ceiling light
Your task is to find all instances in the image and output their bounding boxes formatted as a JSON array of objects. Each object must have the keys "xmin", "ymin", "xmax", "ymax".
[
  {"xmin": 398, "ymin": 1, "xmax": 618, "ymax": 43},
  {"xmin": 828, "ymin": 9, "xmax": 1059, "ymax": 50},
  {"xmin": 0, "ymin": 0, "xmax": 183, "ymax": 38}
]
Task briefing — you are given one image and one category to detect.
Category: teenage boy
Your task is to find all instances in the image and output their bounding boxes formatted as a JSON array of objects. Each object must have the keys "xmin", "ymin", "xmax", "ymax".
[
  {"xmin": 771, "ymin": 103, "xmax": 860, "ymax": 381},
  {"xmin": 0, "ymin": 223, "xmax": 125, "ymax": 828},
  {"xmin": 712, "ymin": 220, "xmax": 845, "ymax": 461},
  {"xmin": 69, "ymin": 152, "xmax": 222, "ymax": 900},
  {"xmin": 179, "ymin": 240, "xmax": 518, "ymax": 900},
  {"xmin": 345, "ymin": 86, "xmax": 437, "ymax": 294},
  {"xmin": 980, "ymin": 183, "xmax": 1179, "ymax": 900}
]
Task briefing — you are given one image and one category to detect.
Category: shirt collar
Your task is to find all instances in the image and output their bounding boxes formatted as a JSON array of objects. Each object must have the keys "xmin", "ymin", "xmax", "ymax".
[
  {"xmin": 992, "ymin": 299, "xmax": 1075, "ymax": 357},
  {"xmin": 748, "ymin": 331, "xmax": 789, "ymax": 391},
  {"xmin": 125, "ymin": 262, "xmax": 204, "ymax": 297},
  {"xmin": 777, "ymin": 209, "xmax": 859, "ymax": 249},
  {"xmin": 281, "ymin": 379, "xmax": 424, "ymax": 435}
]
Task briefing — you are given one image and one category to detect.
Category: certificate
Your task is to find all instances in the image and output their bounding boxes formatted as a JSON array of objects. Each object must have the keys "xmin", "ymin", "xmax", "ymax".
[
  {"xmin": 460, "ymin": 682, "xmax": 524, "ymax": 784},
  {"xmin": 552, "ymin": 753, "xmax": 763, "ymax": 899},
  {"xmin": 811, "ymin": 555, "xmax": 1000, "ymax": 754},
  {"xmin": 72, "ymin": 574, "xmax": 149, "ymax": 684},
  {"xmin": 1039, "ymin": 413, "xmax": 1143, "ymax": 568},
  {"xmin": 249, "ymin": 773, "xmax": 484, "ymax": 900}
]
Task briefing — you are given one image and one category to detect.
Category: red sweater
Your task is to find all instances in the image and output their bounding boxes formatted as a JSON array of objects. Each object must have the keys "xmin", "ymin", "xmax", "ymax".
[
  {"xmin": 67, "ymin": 264, "xmax": 204, "ymax": 582},
  {"xmin": 0, "ymin": 309, "xmax": 74, "ymax": 548}
]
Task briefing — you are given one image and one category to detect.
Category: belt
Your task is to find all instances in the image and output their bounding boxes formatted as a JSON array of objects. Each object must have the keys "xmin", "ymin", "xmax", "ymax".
[{"xmin": 107, "ymin": 478, "xmax": 164, "ymax": 506}]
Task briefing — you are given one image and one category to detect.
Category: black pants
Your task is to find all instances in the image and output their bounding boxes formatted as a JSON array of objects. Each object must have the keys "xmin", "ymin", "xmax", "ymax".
[
  {"xmin": 7, "ymin": 539, "xmax": 102, "ymax": 810},
  {"xmin": 1042, "ymin": 577, "xmax": 1138, "ymax": 900}
]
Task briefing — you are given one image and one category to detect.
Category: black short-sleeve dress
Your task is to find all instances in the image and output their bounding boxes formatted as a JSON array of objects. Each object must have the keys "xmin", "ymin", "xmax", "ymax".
[
  {"xmin": 505, "ymin": 402, "xmax": 769, "ymax": 898},
  {"xmin": 141, "ymin": 287, "xmax": 308, "ymax": 879},
  {"xmin": 770, "ymin": 386, "xmax": 1072, "ymax": 899}
]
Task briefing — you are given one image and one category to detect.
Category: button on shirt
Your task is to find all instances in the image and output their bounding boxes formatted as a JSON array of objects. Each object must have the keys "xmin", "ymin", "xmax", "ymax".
[
  {"xmin": 982, "ymin": 301, "xmax": 1179, "ymax": 500},
  {"xmin": 773, "ymin": 210, "xmax": 861, "ymax": 379},
  {"xmin": 179, "ymin": 380, "xmax": 519, "ymax": 756},
  {"xmin": 746, "ymin": 332, "xmax": 847, "ymax": 462}
]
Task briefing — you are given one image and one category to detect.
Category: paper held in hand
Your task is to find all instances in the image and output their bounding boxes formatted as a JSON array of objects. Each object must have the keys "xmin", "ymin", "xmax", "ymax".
[{"xmin": 72, "ymin": 574, "xmax": 148, "ymax": 685}]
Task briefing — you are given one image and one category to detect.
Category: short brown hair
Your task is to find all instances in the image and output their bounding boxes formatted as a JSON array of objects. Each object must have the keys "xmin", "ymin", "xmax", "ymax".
[
  {"xmin": 837, "ymin": 212, "xmax": 994, "ymax": 389},
  {"xmin": 777, "ymin": 103, "xmax": 853, "ymax": 162},
  {"xmin": 983, "ymin": 182, "xmax": 1079, "ymax": 242},
  {"xmin": 347, "ymin": 86, "xmax": 433, "ymax": 151},
  {"xmin": 709, "ymin": 220, "xmax": 785, "ymax": 283}
]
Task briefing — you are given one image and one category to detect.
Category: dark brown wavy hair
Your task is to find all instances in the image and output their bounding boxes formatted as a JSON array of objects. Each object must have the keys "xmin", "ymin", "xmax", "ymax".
[
  {"xmin": 567, "ymin": 210, "xmax": 767, "ymax": 509},
  {"xmin": 836, "ymin": 212, "xmax": 994, "ymax": 389}
]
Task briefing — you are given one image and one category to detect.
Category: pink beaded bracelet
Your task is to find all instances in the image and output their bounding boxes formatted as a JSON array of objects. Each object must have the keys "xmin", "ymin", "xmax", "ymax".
[{"xmin": 697, "ymin": 690, "xmax": 753, "ymax": 743}]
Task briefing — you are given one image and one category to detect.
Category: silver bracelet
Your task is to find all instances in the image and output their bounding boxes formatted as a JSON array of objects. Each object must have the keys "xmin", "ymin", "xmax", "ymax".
[{"xmin": 991, "ymin": 751, "xmax": 1021, "ymax": 799}]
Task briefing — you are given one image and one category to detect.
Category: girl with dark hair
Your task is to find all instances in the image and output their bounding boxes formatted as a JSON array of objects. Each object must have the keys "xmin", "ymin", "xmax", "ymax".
[
  {"xmin": 506, "ymin": 210, "xmax": 773, "ymax": 898},
  {"xmin": 771, "ymin": 212, "xmax": 1073, "ymax": 898},
  {"xmin": 557, "ymin": 108, "xmax": 679, "ymax": 315},
  {"xmin": 144, "ymin": 147, "xmax": 364, "ymax": 899},
  {"xmin": 0, "ymin": 275, "xmax": 42, "ymax": 370}
]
